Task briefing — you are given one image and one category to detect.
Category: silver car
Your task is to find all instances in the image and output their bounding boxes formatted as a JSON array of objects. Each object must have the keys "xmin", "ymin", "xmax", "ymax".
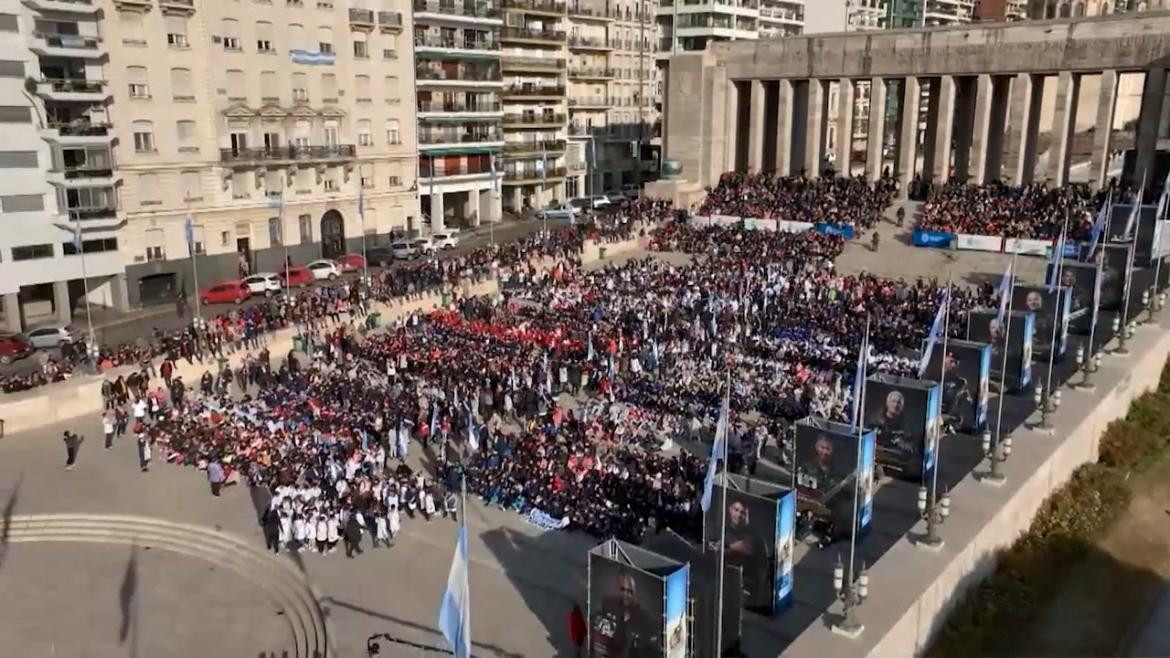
[{"xmin": 25, "ymin": 324, "xmax": 83, "ymax": 349}]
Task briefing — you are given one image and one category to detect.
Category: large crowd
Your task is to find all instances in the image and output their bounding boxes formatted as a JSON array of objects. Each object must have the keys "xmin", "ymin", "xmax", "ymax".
[
  {"xmin": 697, "ymin": 173, "xmax": 897, "ymax": 230},
  {"xmin": 917, "ymin": 181, "xmax": 1101, "ymax": 239}
]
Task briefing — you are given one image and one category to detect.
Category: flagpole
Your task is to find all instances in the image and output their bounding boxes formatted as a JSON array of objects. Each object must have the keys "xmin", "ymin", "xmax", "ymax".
[
  {"xmin": 186, "ymin": 195, "xmax": 202, "ymax": 321},
  {"xmin": 74, "ymin": 216, "xmax": 96, "ymax": 358},
  {"xmin": 714, "ymin": 367, "xmax": 730, "ymax": 658},
  {"xmin": 848, "ymin": 316, "xmax": 869, "ymax": 596},
  {"xmin": 931, "ymin": 273, "xmax": 951, "ymax": 512},
  {"xmin": 993, "ymin": 250, "xmax": 1018, "ymax": 470},
  {"xmin": 1044, "ymin": 211, "xmax": 1070, "ymax": 413},
  {"xmin": 359, "ymin": 167, "xmax": 369, "ymax": 284}
]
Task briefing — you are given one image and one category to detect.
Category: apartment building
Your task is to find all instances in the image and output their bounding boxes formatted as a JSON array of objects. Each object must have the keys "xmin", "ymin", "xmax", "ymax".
[
  {"xmin": 1027, "ymin": 0, "xmax": 1170, "ymax": 17},
  {"xmin": 0, "ymin": 0, "xmax": 126, "ymax": 332},
  {"xmin": 106, "ymin": 0, "xmax": 418, "ymax": 307},
  {"xmin": 658, "ymin": 0, "xmax": 803, "ymax": 53},
  {"xmin": 414, "ymin": 0, "xmax": 503, "ymax": 230}
]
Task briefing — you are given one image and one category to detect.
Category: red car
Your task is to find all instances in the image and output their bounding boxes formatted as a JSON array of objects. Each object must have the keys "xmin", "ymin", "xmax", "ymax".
[
  {"xmin": 281, "ymin": 266, "xmax": 314, "ymax": 288},
  {"xmin": 336, "ymin": 253, "xmax": 366, "ymax": 272},
  {"xmin": 199, "ymin": 280, "xmax": 251, "ymax": 305},
  {"xmin": 0, "ymin": 332, "xmax": 31, "ymax": 365}
]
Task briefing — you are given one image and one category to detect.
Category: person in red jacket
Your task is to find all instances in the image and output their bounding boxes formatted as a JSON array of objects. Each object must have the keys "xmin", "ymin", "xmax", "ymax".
[{"xmin": 568, "ymin": 603, "xmax": 586, "ymax": 657}]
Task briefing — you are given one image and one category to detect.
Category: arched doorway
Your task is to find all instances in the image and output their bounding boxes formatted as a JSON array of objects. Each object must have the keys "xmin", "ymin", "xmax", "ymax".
[{"xmin": 320, "ymin": 209, "xmax": 345, "ymax": 260}]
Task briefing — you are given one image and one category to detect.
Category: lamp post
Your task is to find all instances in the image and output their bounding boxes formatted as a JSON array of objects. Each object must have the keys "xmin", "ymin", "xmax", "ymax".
[
  {"xmin": 1142, "ymin": 288, "xmax": 1153, "ymax": 324},
  {"xmin": 980, "ymin": 429, "xmax": 1010, "ymax": 485},
  {"xmin": 831, "ymin": 555, "xmax": 869, "ymax": 637},
  {"xmin": 1033, "ymin": 383, "xmax": 1053, "ymax": 433},
  {"xmin": 915, "ymin": 485, "xmax": 951, "ymax": 549}
]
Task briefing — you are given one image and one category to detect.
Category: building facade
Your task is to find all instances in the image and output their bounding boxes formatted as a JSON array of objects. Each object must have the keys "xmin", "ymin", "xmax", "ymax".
[
  {"xmin": 106, "ymin": 0, "xmax": 419, "ymax": 308},
  {"xmin": 0, "ymin": 0, "xmax": 127, "ymax": 332}
]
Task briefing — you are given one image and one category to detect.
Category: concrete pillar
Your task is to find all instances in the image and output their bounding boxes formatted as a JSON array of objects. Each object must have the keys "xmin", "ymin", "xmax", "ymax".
[
  {"xmin": 775, "ymin": 79, "xmax": 793, "ymax": 176},
  {"xmin": 1050, "ymin": 71, "xmax": 1080, "ymax": 187},
  {"xmin": 1090, "ymin": 69, "xmax": 1119, "ymax": 191},
  {"xmin": 509, "ymin": 186, "xmax": 521, "ymax": 212},
  {"xmin": 2, "ymin": 292, "xmax": 20, "ymax": 333},
  {"xmin": 111, "ymin": 272, "xmax": 130, "ymax": 312},
  {"xmin": 1005, "ymin": 73, "xmax": 1038, "ymax": 185},
  {"xmin": 985, "ymin": 76, "xmax": 1010, "ymax": 183},
  {"xmin": 897, "ymin": 77, "xmax": 920, "ymax": 198},
  {"xmin": 952, "ymin": 77, "xmax": 976, "ymax": 182},
  {"xmin": 432, "ymin": 191, "xmax": 446, "ymax": 232},
  {"xmin": 835, "ymin": 79, "xmax": 855, "ymax": 174},
  {"xmin": 1135, "ymin": 67, "xmax": 1166, "ymax": 188},
  {"xmin": 921, "ymin": 79, "xmax": 940, "ymax": 177},
  {"xmin": 866, "ymin": 78, "xmax": 887, "ymax": 182},
  {"xmin": 53, "ymin": 280, "xmax": 71, "ymax": 324},
  {"xmin": 931, "ymin": 75, "xmax": 956, "ymax": 183},
  {"xmin": 805, "ymin": 79, "xmax": 825, "ymax": 176},
  {"xmin": 970, "ymin": 74, "xmax": 995, "ymax": 185},
  {"xmin": 748, "ymin": 79, "xmax": 766, "ymax": 173},
  {"xmin": 724, "ymin": 78, "xmax": 740, "ymax": 175}
]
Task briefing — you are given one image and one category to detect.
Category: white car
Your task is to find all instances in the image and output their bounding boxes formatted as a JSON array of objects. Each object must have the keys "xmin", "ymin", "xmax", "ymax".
[
  {"xmin": 432, "ymin": 232, "xmax": 459, "ymax": 250},
  {"xmin": 412, "ymin": 237, "xmax": 437, "ymax": 256},
  {"xmin": 307, "ymin": 259, "xmax": 342, "ymax": 281},
  {"xmin": 243, "ymin": 272, "xmax": 282, "ymax": 296},
  {"xmin": 25, "ymin": 324, "xmax": 83, "ymax": 350},
  {"xmin": 390, "ymin": 240, "xmax": 417, "ymax": 260}
]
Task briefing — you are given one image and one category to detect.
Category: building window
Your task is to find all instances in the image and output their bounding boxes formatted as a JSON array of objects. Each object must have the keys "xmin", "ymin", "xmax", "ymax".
[
  {"xmin": 256, "ymin": 21, "xmax": 274, "ymax": 52},
  {"xmin": 268, "ymin": 217, "xmax": 283, "ymax": 245},
  {"xmin": 298, "ymin": 214, "xmax": 312, "ymax": 243},
  {"xmin": 127, "ymin": 66, "xmax": 150, "ymax": 98},
  {"xmin": 63, "ymin": 238, "xmax": 118, "ymax": 255},
  {"xmin": 221, "ymin": 18, "xmax": 241, "ymax": 50},
  {"xmin": 138, "ymin": 173, "xmax": 161, "ymax": 206},
  {"xmin": 317, "ymin": 26, "xmax": 333, "ymax": 54},
  {"xmin": 181, "ymin": 170, "xmax": 201, "ymax": 200},
  {"xmin": 353, "ymin": 40, "xmax": 368, "ymax": 58},
  {"xmin": 1, "ymin": 194, "xmax": 43, "ymax": 213},
  {"xmin": 260, "ymin": 71, "xmax": 279, "ymax": 101},
  {"xmin": 323, "ymin": 179, "xmax": 338, "ymax": 192},
  {"xmin": 227, "ymin": 70, "xmax": 246, "ymax": 101},
  {"xmin": 132, "ymin": 121, "xmax": 155, "ymax": 152},
  {"xmin": 165, "ymin": 15, "xmax": 188, "ymax": 47},
  {"xmin": 12, "ymin": 244, "xmax": 54, "ymax": 261},
  {"xmin": 385, "ymin": 119, "xmax": 400, "ymax": 145},
  {"xmin": 321, "ymin": 73, "xmax": 337, "ymax": 102},
  {"xmin": 170, "ymin": 67, "xmax": 194, "ymax": 101},
  {"xmin": 355, "ymin": 74, "xmax": 371, "ymax": 102},
  {"xmin": 357, "ymin": 119, "xmax": 372, "ymax": 146},
  {"xmin": 176, "ymin": 120, "xmax": 197, "ymax": 151}
]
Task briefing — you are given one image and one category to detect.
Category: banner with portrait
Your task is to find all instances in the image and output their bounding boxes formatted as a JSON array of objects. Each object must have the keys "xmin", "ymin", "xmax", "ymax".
[
  {"xmin": 1046, "ymin": 260, "xmax": 1101, "ymax": 334},
  {"xmin": 967, "ymin": 309, "xmax": 1035, "ymax": 392},
  {"xmin": 1107, "ymin": 203, "xmax": 1158, "ymax": 264},
  {"xmin": 792, "ymin": 417, "xmax": 875, "ymax": 536},
  {"xmin": 1097, "ymin": 243, "xmax": 1130, "ymax": 312},
  {"xmin": 1011, "ymin": 284, "xmax": 1071, "ymax": 360},
  {"xmin": 588, "ymin": 540, "xmax": 687, "ymax": 658},
  {"xmin": 702, "ymin": 483, "xmax": 777, "ymax": 612},
  {"xmin": 923, "ymin": 339, "xmax": 992, "ymax": 433},
  {"xmin": 773, "ymin": 490, "xmax": 796, "ymax": 613},
  {"xmin": 863, "ymin": 374, "xmax": 941, "ymax": 483},
  {"xmin": 664, "ymin": 566, "xmax": 688, "ymax": 658}
]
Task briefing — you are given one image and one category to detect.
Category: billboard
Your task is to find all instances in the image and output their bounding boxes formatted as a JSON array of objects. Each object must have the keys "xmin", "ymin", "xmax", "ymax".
[
  {"xmin": 923, "ymin": 339, "xmax": 992, "ymax": 433},
  {"xmin": 863, "ymin": 374, "xmax": 941, "ymax": 482},
  {"xmin": 773, "ymin": 490, "xmax": 796, "ymax": 612},
  {"xmin": 967, "ymin": 310, "xmax": 1035, "ymax": 392},
  {"xmin": 1011, "ymin": 284, "xmax": 1072, "ymax": 359},
  {"xmin": 703, "ymin": 485, "xmax": 777, "ymax": 611},
  {"xmin": 1107, "ymin": 204, "xmax": 1158, "ymax": 264},
  {"xmin": 588, "ymin": 554, "xmax": 666, "ymax": 657},
  {"xmin": 664, "ymin": 566, "xmax": 688, "ymax": 658},
  {"xmin": 793, "ymin": 418, "xmax": 877, "ymax": 537},
  {"xmin": 1047, "ymin": 260, "xmax": 1101, "ymax": 334}
]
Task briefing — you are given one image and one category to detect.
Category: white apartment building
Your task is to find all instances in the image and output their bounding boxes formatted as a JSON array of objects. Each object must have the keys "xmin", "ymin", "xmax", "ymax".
[
  {"xmin": 414, "ymin": 0, "xmax": 504, "ymax": 230},
  {"xmin": 0, "ymin": 0, "xmax": 126, "ymax": 332},
  {"xmin": 106, "ymin": 0, "xmax": 418, "ymax": 307},
  {"xmin": 924, "ymin": 0, "xmax": 974, "ymax": 25}
]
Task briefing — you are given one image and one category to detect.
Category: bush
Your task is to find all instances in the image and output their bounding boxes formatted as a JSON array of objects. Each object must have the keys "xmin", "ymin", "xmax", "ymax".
[{"xmin": 1098, "ymin": 420, "xmax": 1162, "ymax": 471}]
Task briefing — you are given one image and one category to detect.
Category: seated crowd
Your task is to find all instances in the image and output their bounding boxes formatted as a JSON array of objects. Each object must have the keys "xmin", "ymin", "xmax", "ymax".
[
  {"xmin": 917, "ymin": 181, "xmax": 1101, "ymax": 239},
  {"xmin": 697, "ymin": 172, "xmax": 897, "ymax": 230}
]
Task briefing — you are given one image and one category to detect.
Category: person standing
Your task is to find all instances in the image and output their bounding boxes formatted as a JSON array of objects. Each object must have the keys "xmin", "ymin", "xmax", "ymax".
[
  {"xmin": 136, "ymin": 430, "xmax": 151, "ymax": 472},
  {"xmin": 207, "ymin": 460, "xmax": 226, "ymax": 496},
  {"xmin": 102, "ymin": 412, "xmax": 116, "ymax": 450},
  {"xmin": 62, "ymin": 431, "xmax": 83, "ymax": 470},
  {"xmin": 343, "ymin": 512, "xmax": 364, "ymax": 558},
  {"xmin": 568, "ymin": 603, "xmax": 586, "ymax": 658}
]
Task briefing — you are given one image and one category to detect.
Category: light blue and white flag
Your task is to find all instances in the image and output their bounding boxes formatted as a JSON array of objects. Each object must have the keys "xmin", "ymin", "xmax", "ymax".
[
  {"xmin": 1046, "ymin": 222, "xmax": 1066, "ymax": 293},
  {"xmin": 996, "ymin": 258, "xmax": 1014, "ymax": 327},
  {"xmin": 467, "ymin": 412, "xmax": 479, "ymax": 453},
  {"xmin": 1125, "ymin": 175, "xmax": 1146, "ymax": 240},
  {"xmin": 1085, "ymin": 190, "xmax": 1111, "ymax": 261},
  {"xmin": 438, "ymin": 523, "xmax": 472, "ymax": 658},
  {"xmin": 700, "ymin": 389, "xmax": 730, "ymax": 513},
  {"xmin": 918, "ymin": 289, "xmax": 950, "ymax": 379},
  {"xmin": 1158, "ymin": 169, "xmax": 1170, "ymax": 221},
  {"xmin": 850, "ymin": 321, "xmax": 869, "ymax": 432},
  {"xmin": 184, "ymin": 215, "xmax": 196, "ymax": 253},
  {"xmin": 72, "ymin": 221, "xmax": 83, "ymax": 251},
  {"xmin": 586, "ymin": 331, "xmax": 595, "ymax": 361}
]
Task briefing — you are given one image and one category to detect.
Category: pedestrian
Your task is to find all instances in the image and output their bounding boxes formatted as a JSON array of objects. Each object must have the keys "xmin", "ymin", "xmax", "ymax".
[
  {"xmin": 263, "ymin": 508, "xmax": 282, "ymax": 555},
  {"xmin": 343, "ymin": 512, "xmax": 364, "ymax": 558},
  {"xmin": 568, "ymin": 603, "xmax": 586, "ymax": 657},
  {"xmin": 136, "ymin": 430, "xmax": 151, "ymax": 472},
  {"xmin": 62, "ymin": 431, "xmax": 83, "ymax": 470},
  {"xmin": 103, "ymin": 412, "xmax": 116, "ymax": 449},
  {"xmin": 207, "ymin": 459, "xmax": 226, "ymax": 496}
]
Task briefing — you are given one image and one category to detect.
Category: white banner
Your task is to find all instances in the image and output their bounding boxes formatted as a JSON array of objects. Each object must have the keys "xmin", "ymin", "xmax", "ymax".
[
  {"xmin": 779, "ymin": 220, "xmax": 814, "ymax": 233},
  {"xmin": 955, "ymin": 234, "xmax": 1003, "ymax": 252},
  {"xmin": 744, "ymin": 217, "xmax": 778, "ymax": 232},
  {"xmin": 1005, "ymin": 238, "xmax": 1051, "ymax": 256}
]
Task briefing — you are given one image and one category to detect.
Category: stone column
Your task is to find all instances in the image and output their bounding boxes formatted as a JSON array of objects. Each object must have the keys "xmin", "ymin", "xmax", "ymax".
[
  {"xmin": 1050, "ymin": 71, "xmax": 1080, "ymax": 187},
  {"xmin": 111, "ymin": 272, "xmax": 130, "ymax": 312},
  {"xmin": 866, "ymin": 78, "xmax": 886, "ymax": 182},
  {"xmin": 951, "ymin": 77, "xmax": 976, "ymax": 182},
  {"xmin": 970, "ymin": 74, "xmax": 995, "ymax": 185},
  {"xmin": 1005, "ymin": 73, "xmax": 1037, "ymax": 185},
  {"xmin": 921, "ymin": 78, "xmax": 940, "ymax": 177},
  {"xmin": 1090, "ymin": 69, "xmax": 1119, "ymax": 191},
  {"xmin": 805, "ymin": 79, "xmax": 825, "ymax": 176},
  {"xmin": 985, "ymin": 76, "xmax": 1010, "ymax": 183},
  {"xmin": 931, "ymin": 75, "xmax": 956, "ymax": 183},
  {"xmin": 748, "ymin": 80, "xmax": 767, "ymax": 173},
  {"xmin": 775, "ymin": 79, "xmax": 793, "ymax": 176},
  {"xmin": 53, "ymin": 280, "xmax": 71, "ymax": 324},
  {"xmin": 2, "ymin": 292, "xmax": 20, "ymax": 333},
  {"xmin": 897, "ymin": 76, "xmax": 920, "ymax": 198},
  {"xmin": 1135, "ymin": 66, "xmax": 1166, "ymax": 187},
  {"xmin": 724, "ymin": 78, "xmax": 740, "ymax": 174},
  {"xmin": 835, "ymin": 79, "xmax": 855, "ymax": 174}
]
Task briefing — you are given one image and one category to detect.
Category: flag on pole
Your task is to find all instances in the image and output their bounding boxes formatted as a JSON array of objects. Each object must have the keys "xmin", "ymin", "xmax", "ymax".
[
  {"xmin": 267, "ymin": 192, "xmax": 284, "ymax": 210},
  {"xmin": 996, "ymin": 258, "xmax": 1014, "ymax": 327},
  {"xmin": 586, "ymin": 331, "xmax": 595, "ymax": 361},
  {"xmin": 467, "ymin": 412, "xmax": 479, "ymax": 453},
  {"xmin": 358, "ymin": 182, "xmax": 365, "ymax": 220},
  {"xmin": 430, "ymin": 402, "xmax": 439, "ymax": 439},
  {"xmin": 489, "ymin": 156, "xmax": 498, "ymax": 193},
  {"xmin": 1085, "ymin": 190, "xmax": 1111, "ymax": 261},
  {"xmin": 700, "ymin": 390, "xmax": 730, "ymax": 513},
  {"xmin": 1158, "ymin": 169, "xmax": 1170, "ymax": 221},
  {"xmin": 918, "ymin": 289, "xmax": 950, "ymax": 378},
  {"xmin": 1046, "ymin": 222, "xmax": 1067, "ymax": 292},
  {"xmin": 1125, "ymin": 175, "xmax": 1146, "ymax": 240},
  {"xmin": 184, "ymin": 215, "xmax": 196, "ymax": 255},
  {"xmin": 72, "ymin": 221, "xmax": 82, "ymax": 251},
  {"xmin": 850, "ymin": 323, "xmax": 869, "ymax": 432},
  {"xmin": 438, "ymin": 523, "xmax": 472, "ymax": 658}
]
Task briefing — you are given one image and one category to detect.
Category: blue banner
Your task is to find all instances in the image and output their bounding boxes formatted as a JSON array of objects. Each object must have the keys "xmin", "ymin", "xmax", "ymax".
[
  {"xmin": 923, "ymin": 382, "xmax": 942, "ymax": 480},
  {"xmin": 976, "ymin": 344, "xmax": 992, "ymax": 432},
  {"xmin": 857, "ymin": 429, "xmax": 876, "ymax": 537},
  {"xmin": 773, "ymin": 490, "xmax": 796, "ymax": 613},
  {"xmin": 1020, "ymin": 313, "xmax": 1035, "ymax": 390},
  {"xmin": 912, "ymin": 229, "xmax": 954, "ymax": 248},
  {"xmin": 1057, "ymin": 287, "xmax": 1072, "ymax": 358},
  {"xmin": 814, "ymin": 223, "xmax": 855, "ymax": 240},
  {"xmin": 664, "ymin": 565, "xmax": 689, "ymax": 658},
  {"xmin": 1062, "ymin": 241, "xmax": 1083, "ymax": 259}
]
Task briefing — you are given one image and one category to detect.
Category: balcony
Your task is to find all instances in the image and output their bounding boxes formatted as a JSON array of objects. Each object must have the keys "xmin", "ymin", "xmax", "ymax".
[
  {"xmin": 418, "ymin": 131, "xmax": 503, "ymax": 147},
  {"xmin": 219, "ymin": 145, "xmax": 356, "ymax": 165},
  {"xmin": 501, "ymin": 56, "xmax": 565, "ymax": 73},
  {"xmin": 502, "ymin": 112, "xmax": 565, "ymax": 127},
  {"xmin": 420, "ymin": 160, "xmax": 494, "ymax": 178},
  {"xmin": 568, "ymin": 67, "xmax": 615, "ymax": 80},
  {"xmin": 159, "ymin": 0, "xmax": 195, "ymax": 10},
  {"xmin": 36, "ymin": 78, "xmax": 109, "ymax": 103},
  {"xmin": 67, "ymin": 205, "xmax": 118, "ymax": 221},
  {"xmin": 569, "ymin": 96, "xmax": 609, "ymax": 109},
  {"xmin": 500, "ymin": 26, "xmax": 566, "ymax": 44},
  {"xmin": 32, "ymin": 32, "xmax": 103, "ymax": 58},
  {"xmin": 378, "ymin": 11, "xmax": 404, "ymax": 30},
  {"xmin": 418, "ymin": 100, "xmax": 502, "ymax": 114},
  {"xmin": 501, "ymin": 0, "xmax": 566, "ymax": 15},
  {"xmin": 415, "ymin": 63, "xmax": 502, "ymax": 85},
  {"xmin": 49, "ymin": 166, "xmax": 118, "ymax": 187},
  {"xmin": 568, "ymin": 35, "xmax": 613, "ymax": 51},
  {"xmin": 413, "ymin": 0, "xmax": 501, "ymax": 20},
  {"xmin": 23, "ymin": 0, "xmax": 99, "ymax": 14},
  {"xmin": 568, "ymin": 5, "xmax": 614, "ymax": 21},
  {"xmin": 504, "ymin": 166, "xmax": 567, "ymax": 183},
  {"xmin": 414, "ymin": 34, "xmax": 500, "ymax": 55},
  {"xmin": 349, "ymin": 8, "xmax": 375, "ymax": 25},
  {"xmin": 503, "ymin": 139, "xmax": 566, "ymax": 155},
  {"xmin": 113, "ymin": 0, "xmax": 150, "ymax": 7},
  {"xmin": 502, "ymin": 84, "xmax": 564, "ymax": 100}
]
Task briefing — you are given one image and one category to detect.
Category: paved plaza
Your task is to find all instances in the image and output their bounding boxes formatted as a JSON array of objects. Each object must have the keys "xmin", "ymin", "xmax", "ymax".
[{"xmin": 0, "ymin": 213, "xmax": 1075, "ymax": 658}]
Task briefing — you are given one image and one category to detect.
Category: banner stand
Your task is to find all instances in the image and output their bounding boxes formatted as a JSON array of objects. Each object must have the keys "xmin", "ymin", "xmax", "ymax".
[{"xmin": 587, "ymin": 539, "xmax": 690, "ymax": 658}]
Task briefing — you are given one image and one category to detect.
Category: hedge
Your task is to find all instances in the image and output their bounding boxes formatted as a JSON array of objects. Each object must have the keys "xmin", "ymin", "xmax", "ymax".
[{"xmin": 928, "ymin": 360, "xmax": 1170, "ymax": 658}]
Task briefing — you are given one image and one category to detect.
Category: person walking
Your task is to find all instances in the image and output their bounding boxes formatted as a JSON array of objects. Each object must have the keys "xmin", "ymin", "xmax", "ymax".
[
  {"xmin": 62, "ymin": 431, "xmax": 83, "ymax": 470},
  {"xmin": 207, "ymin": 460, "xmax": 226, "ymax": 496},
  {"xmin": 102, "ymin": 412, "xmax": 116, "ymax": 449},
  {"xmin": 568, "ymin": 603, "xmax": 586, "ymax": 658},
  {"xmin": 343, "ymin": 512, "xmax": 364, "ymax": 558},
  {"xmin": 136, "ymin": 430, "xmax": 151, "ymax": 472}
]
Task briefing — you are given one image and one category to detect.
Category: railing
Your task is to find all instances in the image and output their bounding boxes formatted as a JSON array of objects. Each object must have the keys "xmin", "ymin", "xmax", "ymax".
[
  {"xmin": 503, "ymin": 139, "xmax": 565, "ymax": 153},
  {"xmin": 420, "ymin": 161, "xmax": 493, "ymax": 177},
  {"xmin": 501, "ymin": 0, "xmax": 566, "ymax": 12},
  {"xmin": 378, "ymin": 11, "xmax": 404, "ymax": 26},
  {"xmin": 568, "ymin": 5, "xmax": 615, "ymax": 19},
  {"xmin": 159, "ymin": 0, "xmax": 194, "ymax": 6},
  {"xmin": 61, "ymin": 167, "xmax": 114, "ymax": 180},
  {"xmin": 504, "ymin": 166, "xmax": 567, "ymax": 180},
  {"xmin": 567, "ymin": 35, "xmax": 611, "ymax": 48},
  {"xmin": 501, "ymin": 26, "xmax": 565, "ymax": 41},
  {"xmin": 569, "ymin": 96, "xmax": 609, "ymax": 106},
  {"xmin": 349, "ymin": 8, "xmax": 375, "ymax": 23},
  {"xmin": 415, "ymin": 64, "xmax": 501, "ymax": 82},
  {"xmin": 41, "ymin": 78, "xmax": 106, "ymax": 94},
  {"xmin": 413, "ymin": 0, "xmax": 501, "ymax": 18},
  {"xmin": 502, "ymin": 112, "xmax": 565, "ymax": 124},
  {"xmin": 219, "ymin": 145, "xmax": 356, "ymax": 163},
  {"xmin": 69, "ymin": 206, "xmax": 117, "ymax": 220},
  {"xmin": 50, "ymin": 121, "xmax": 111, "ymax": 137},
  {"xmin": 35, "ymin": 32, "xmax": 101, "ymax": 49},
  {"xmin": 568, "ymin": 67, "xmax": 615, "ymax": 78},
  {"xmin": 418, "ymin": 100, "xmax": 502, "ymax": 112},
  {"xmin": 418, "ymin": 131, "xmax": 501, "ymax": 145},
  {"xmin": 501, "ymin": 56, "xmax": 565, "ymax": 69},
  {"xmin": 503, "ymin": 84, "xmax": 565, "ymax": 97},
  {"xmin": 414, "ymin": 34, "xmax": 500, "ymax": 50}
]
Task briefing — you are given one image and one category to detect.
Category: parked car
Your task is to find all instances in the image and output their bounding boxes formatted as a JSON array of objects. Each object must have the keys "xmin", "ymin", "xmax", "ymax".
[
  {"xmin": 336, "ymin": 253, "xmax": 366, "ymax": 272},
  {"xmin": 412, "ymin": 237, "xmax": 437, "ymax": 256},
  {"xmin": 243, "ymin": 273, "xmax": 282, "ymax": 296},
  {"xmin": 606, "ymin": 190, "xmax": 628, "ymax": 203},
  {"xmin": 280, "ymin": 266, "xmax": 314, "ymax": 288},
  {"xmin": 199, "ymin": 280, "xmax": 251, "ymax": 305},
  {"xmin": 25, "ymin": 324, "xmax": 83, "ymax": 350},
  {"xmin": 307, "ymin": 259, "xmax": 342, "ymax": 281},
  {"xmin": 390, "ymin": 241, "xmax": 417, "ymax": 260},
  {"xmin": 432, "ymin": 232, "xmax": 459, "ymax": 250},
  {"xmin": 0, "ymin": 332, "xmax": 31, "ymax": 365},
  {"xmin": 621, "ymin": 183, "xmax": 641, "ymax": 198},
  {"xmin": 365, "ymin": 246, "xmax": 395, "ymax": 267},
  {"xmin": 536, "ymin": 204, "xmax": 576, "ymax": 221},
  {"xmin": 587, "ymin": 195, "xmax": 612, "ymax": 209}
]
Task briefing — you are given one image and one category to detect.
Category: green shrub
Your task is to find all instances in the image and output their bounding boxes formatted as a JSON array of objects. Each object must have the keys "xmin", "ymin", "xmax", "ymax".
[
  {"xmin": 1128, "ymin": 392, "xmax": 1170, "ymax": 438},
  {"xmin": 1098, "ymin": 420, "xmax": 1162, "ymax": 471}
]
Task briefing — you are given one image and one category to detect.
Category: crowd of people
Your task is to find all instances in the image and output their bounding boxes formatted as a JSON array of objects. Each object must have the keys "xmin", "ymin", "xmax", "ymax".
[
  {"xmin": 697, "ymin": 173, "xmax": 897, "ymax": 230},
  {"xmin": 917, "ymin": 181, "xmax": 1100, "ymax": 239}
]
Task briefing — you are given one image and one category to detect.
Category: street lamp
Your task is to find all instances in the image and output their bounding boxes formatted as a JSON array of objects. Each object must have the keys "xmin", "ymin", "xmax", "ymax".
[
  {"xmin": 1142, "ymin": 288, "xmax": 1152, "ymax": 324},
  {"xmin": 1033, "ymin": 383, "xmax": 1052, "ymax": 433},
  {"xmin": 832, "ymin": 555, "xmax": 868, "ymax": 637},
  {"xmin": 915, "ymin": 485, "xmax": 951, "ymax": 549},
  {"xmin": 980, "ymin": 429, "xmax": 1009, "ymax": 485}
]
